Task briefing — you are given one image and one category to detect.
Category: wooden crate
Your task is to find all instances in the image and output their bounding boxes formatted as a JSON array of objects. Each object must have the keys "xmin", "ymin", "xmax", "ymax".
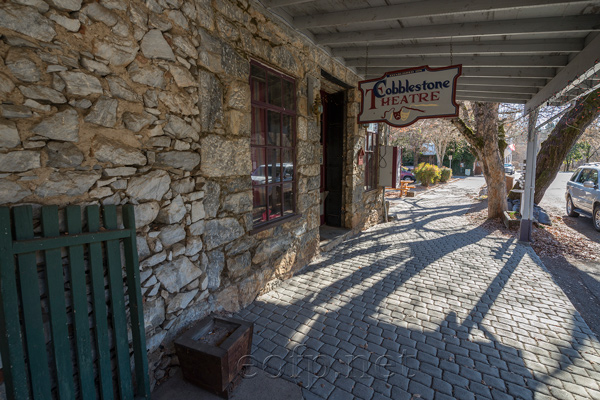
[{"xmin": 175, "ymin": 315, "xmax": 253, "ymax": 398}]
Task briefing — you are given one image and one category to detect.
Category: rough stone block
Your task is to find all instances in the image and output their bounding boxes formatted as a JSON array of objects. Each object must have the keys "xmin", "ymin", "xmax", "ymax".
[
  {"xmin": 156, "ymin": 151, "xmax": 200, "ymax": 171},
  {"xmin": 206, "ymin": 250, "xmax": 225, "ymax": 289},
  {"xmin": 200, "ymin": 135, "xmax": 250, "ymax": 177},
  {"xmin": 144, "ymin": 297, "xmax": 165, "ymax": 331},
  {"xmin": 158, "ymin": 225, "xmax": 186, "ymax": 247},
  {"xmin": 141, "ymin": 29, "xmax": 176, "ymax": 61},
  {"xmin": 0, "ymin": 120, "xmax": 20, "ymax": 148},
  {"xmin": 35, "ymin": 171, "xmax": 100, "ymax": 198},
  {"xmin": 155, "ymin": 256, "xmax": 202, "ymax": 293},
  {"xmin": 227, "ymin": 251, "xmax": 251, "ymax": 281},
  {"xmin": 126, "ymin": 170, "xmax": 171, "ymax": 201},
  {"xmin": 94, "ymin": 136, "xmax": 147, "ymax": 166},
  {"xmin": 0, "ymin": 180, "xmax": 31, "ymax": 204},
  {"xmin": 204, "ymin": 218, "xmax": 244, "ymax": 250},
  {"xmin": 58, "ymin": 71, "xmax": 103, "ymax": 96},
  {"xmin": 156, "ymin": 195, "xmax": 186, "ymax": 224},
  {"xmin": 32, "ymin": 109, "xmax": 79, "ymax": 142}
]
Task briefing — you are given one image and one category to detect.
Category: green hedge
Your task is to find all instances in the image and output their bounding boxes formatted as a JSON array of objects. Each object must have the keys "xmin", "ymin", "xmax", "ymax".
[
  {"xmin": 414, "ymin": 163, "xmax": 441, "ymax": 187},
  {"xmin": 439, "ymin": 167, "xmax": 453, "ymax": 183}
]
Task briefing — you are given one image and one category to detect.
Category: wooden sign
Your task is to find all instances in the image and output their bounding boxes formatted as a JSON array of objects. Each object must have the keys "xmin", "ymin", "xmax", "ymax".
[{"xmin": 358, "ymin": 65, "xmax": 462, "ymax": 128}]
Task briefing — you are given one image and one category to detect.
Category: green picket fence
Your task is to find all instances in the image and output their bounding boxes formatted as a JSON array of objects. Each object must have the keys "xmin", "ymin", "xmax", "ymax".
[{"xmin": 0, "ymin": 204, "xmax": 150, "ymax": 400}]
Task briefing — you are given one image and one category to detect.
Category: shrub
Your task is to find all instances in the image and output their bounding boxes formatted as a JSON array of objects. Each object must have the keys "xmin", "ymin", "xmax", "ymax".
[
  {"xmin": 414, "ymin": 163, "xmax": 441, "ymax": 187},
  {"xmin": 439, "ymin": 167, "xmax": 453, "ymax": 183}
]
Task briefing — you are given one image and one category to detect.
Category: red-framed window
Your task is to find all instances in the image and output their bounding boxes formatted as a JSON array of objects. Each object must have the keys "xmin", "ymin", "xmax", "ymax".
[
  {"xmin": 365, "ymin": 126, "xmax": 378, "ymax": 191},
  {"xmin": 250, "ymin": 61, "xmax": 297, "ymax": 228}
]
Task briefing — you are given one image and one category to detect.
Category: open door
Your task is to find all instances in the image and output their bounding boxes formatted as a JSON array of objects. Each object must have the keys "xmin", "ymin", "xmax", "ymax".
[{"xmin": 320, "ymin": 91, "xmax": 345, "ymax": 227}]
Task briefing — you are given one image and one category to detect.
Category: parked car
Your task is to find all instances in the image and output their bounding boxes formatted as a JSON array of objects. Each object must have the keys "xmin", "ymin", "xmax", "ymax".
[
  {"xmin": 565, "ymin": 163, "xmax": 600, "ymax": 231},
  {"xmin": 251, "ymin": 163, "xmax": 294, "ymax": 185},
  {"xmin": 504, "ymin": 163, "xmax": 515, "ymax": 175},
  {"xmin": 400, "ymin": 167, "xmax": 416, "ymax": 182}
]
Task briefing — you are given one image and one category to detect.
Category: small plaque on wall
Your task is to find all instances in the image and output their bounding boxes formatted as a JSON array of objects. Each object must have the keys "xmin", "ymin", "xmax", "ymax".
[{"xmin": 358, "ymin": 148, "xmax": 365, "ymax": 165}]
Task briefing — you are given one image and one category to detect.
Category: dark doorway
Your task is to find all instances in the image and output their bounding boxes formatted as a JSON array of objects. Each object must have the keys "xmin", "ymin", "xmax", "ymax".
[{"xmin": 320, "ymin": 90, "xmax": 345, "ymax": 227}]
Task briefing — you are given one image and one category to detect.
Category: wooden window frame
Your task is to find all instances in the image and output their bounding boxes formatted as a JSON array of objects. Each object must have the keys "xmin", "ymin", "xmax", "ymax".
[{"xmin": 250, "ymin": 61, "xmax": 297, "ymax": 230}]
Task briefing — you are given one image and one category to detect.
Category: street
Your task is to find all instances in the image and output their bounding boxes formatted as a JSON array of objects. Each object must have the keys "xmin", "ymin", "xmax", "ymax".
[
  {"xmin": 537, "ymin": 171, "xmax": 571, "ymax": 215},
  {"xmin": 460, "ymin": 171, "xmax": 599, "ymax": 241},
  {"xmin": 539, "ymin": 171, "xmax": 599, "ymax": 242}
]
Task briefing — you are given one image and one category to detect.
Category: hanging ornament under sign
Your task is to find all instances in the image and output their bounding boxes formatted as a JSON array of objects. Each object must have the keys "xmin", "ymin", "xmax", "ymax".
[{"xmin": 358, "ymin": 65, "xmax": 462, "ymax": 128}]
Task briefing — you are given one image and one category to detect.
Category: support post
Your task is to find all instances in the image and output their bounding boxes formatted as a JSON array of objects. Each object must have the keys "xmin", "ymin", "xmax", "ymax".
[{"xmin": 519, "ymin": 108, "xmax": 540, "ymax": 242}]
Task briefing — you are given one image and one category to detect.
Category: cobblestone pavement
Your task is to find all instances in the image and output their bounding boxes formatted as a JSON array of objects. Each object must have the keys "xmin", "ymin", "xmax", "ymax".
[{"xmin": 236, "ymin": 182, "xmax": 600, "ymax": 400}]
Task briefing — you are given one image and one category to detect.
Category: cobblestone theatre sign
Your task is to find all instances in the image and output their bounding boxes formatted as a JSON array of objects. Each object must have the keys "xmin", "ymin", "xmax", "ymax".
[{"xmin": 358, "ymin": 65, "xmax": 462, "ymax": 128}]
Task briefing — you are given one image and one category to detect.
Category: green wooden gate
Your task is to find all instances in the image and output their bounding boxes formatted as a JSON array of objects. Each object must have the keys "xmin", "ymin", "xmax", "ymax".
[{"xmin": 0, "ymin": 204, "xmax": 150, "ymax": 400}]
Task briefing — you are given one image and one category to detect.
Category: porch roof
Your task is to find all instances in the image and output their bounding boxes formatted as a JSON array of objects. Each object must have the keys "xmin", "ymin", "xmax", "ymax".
[{"xmin": 262, "ymin": 0, "xmax": 600, "ymax": 112}]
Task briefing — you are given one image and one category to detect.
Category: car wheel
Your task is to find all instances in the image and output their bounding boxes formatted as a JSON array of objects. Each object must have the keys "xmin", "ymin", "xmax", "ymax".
[
  {"xmin": 402, "ymin": 176, "xmax": 412, "ymax": 181},
  {"xmin": 594, "ymin": 206, "xmax": 600, "ymax": 232},
  {"xmin": 566, "ymin": 195, "xmax": 579, "ymax": 217}
]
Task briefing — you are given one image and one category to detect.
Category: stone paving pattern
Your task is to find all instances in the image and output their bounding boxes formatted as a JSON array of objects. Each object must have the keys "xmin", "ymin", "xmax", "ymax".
[{"xmin": 236, "ymin": 183, "xmax": 600, "ymax": 399}]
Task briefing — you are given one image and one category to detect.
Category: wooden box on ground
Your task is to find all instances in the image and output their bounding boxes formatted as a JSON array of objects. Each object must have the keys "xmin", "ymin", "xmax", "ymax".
[{"xmin": 175, "ymin": 315, "xmax": 253, "ymax": 398}]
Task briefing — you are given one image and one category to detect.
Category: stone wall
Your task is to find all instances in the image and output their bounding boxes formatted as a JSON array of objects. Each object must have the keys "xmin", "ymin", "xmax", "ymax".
[
  {"xmin": 342, "ymin": 89, "xmax": 385, "ymax": 231},
  {"xmin": 0, "ymin": 0, "xmax": 383, "ymax": 388}
]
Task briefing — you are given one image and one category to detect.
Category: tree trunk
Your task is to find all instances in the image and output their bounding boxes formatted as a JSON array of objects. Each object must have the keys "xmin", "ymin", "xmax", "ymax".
[
  {"xmin": 436, "ymin": 143, "xmax": 447, "ymax": 167},
  {"xmin": 452, "ymin": 102, "xmax": 507, "ymax": 219},
  {"xmin": 534, "ymin": 88, "xmax": 600, "ymax": 204}
]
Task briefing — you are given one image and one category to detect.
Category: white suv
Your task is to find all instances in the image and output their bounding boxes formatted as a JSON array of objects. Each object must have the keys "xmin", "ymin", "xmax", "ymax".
[{"xmin": 566, "ymin": 164, "xmax": 600, "ymax": 231}]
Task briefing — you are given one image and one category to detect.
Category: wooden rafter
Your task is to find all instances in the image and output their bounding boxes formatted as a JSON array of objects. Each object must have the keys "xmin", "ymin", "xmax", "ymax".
[
  {"xmin": 315, "ymin": 16, "xmax": 600, "ymax": 45},
  {"xmin": 295, "ymin": 0, "xmax": 593, "ymax": 29}
]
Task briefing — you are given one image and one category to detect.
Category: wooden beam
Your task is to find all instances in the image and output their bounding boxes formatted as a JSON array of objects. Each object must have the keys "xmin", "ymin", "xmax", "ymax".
[
  {"xmin": 263, "ymin": 0, "xmax": 315, "ymax": 8},
  {"xmin": 345, "ymin": 55, "xmax": 568, "ymax": 68},
  {"xmin": 315, "ymin": 16, "xmax": 600, "ymax": 45},
  {"xmin": 359, "ymin": 66, "xmax": 557, "ymax": 79},
  {"xmin": 456, "ymin": 95, "xmax": 527, "ymax": 104},
  {"xmin": 458, "ymin": 85, "xmax": 539, "ymax": 94},
  {"xmin": 295, "ymin": 0, "xmax": 593, "ymax": 29},
  {"xmin": 525, "ymin": 34, "xmax": 600, "ymax": 113},
  {"xmin": 458, "ymin": 77, "xmax": 548, "ymax": 87},
  {"xmin": 457, "ymin": 90, "xmax": 532, "ymax": 100},
  {"xmin": 331, "ymin": 39, "xmax": 583, "ymax": 58}
]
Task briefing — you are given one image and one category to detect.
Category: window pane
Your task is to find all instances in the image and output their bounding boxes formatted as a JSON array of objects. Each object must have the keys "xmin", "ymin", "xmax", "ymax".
[
  {"xmin": 267, "ymin": 149, "xmax": 280, "ymax": 183},
  {"xmin": 268, "ymin": 185, "xmax": 282, "ymax": 220},
  {"xmin": 282, "ymin": 149, "xmax": 294, "ymax": 182},
  {"xmin": 252, "ymin": 107, "xmax": 265, "ymax": 145},
  {"xmin": 282, "ymin": 79, "xmax": 294, "ymax": 110},
  {"xmin": 251, "ymin": 148, "xmax": 266, "ymax": 186},
  {"xmin": 268, "ymin": 73, "xmax": 282, "ymax": 107},
  {"xmin": 250, "ymin": 62, "xmax": 297, "ymax": 224},
  {"xmin": 283, "ymin": 183, "xmax": 293, "ymax": 216},
  {"xmin": 251, "ymin": 65, "xmax": 266, "ymax": 102},
  {"xmin": 253, "ymin": 187, "xmax": 267, "ymax": 224},
  {"xmin": 282, "ymin": 114, "xmax": 293, "ymax": 147},
  {"xmin": 267, "ymin": 111, "xmax": 281, "ymax": 146}
]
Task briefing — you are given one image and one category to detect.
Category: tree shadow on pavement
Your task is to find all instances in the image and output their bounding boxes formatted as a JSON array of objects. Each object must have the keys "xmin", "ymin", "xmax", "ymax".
[
  {"xmin": 541, "ymin": 254, "xmax": 600, "ymax": 341},
  {"xmin": 236, "ymin": 195, "xmax": 600, "ymax": 399}
]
